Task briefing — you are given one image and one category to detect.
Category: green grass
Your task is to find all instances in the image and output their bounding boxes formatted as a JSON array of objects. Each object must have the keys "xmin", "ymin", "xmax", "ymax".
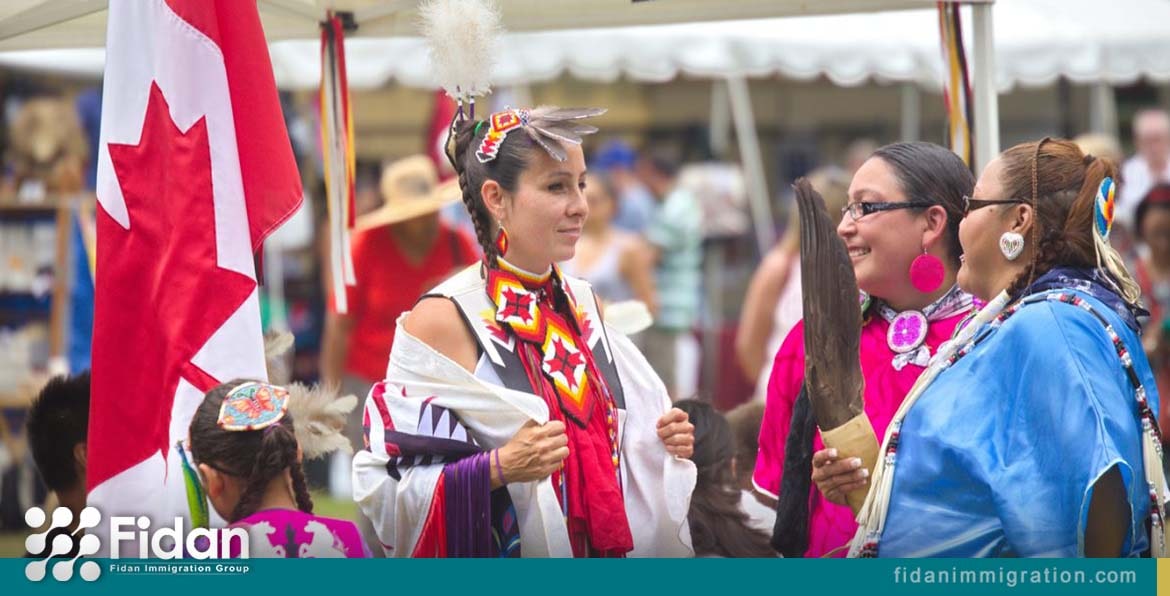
[
  {"xmin": 0, "ymin": 530, "xmax": 26, "ymax": 558},
  {"xmin": 0, "ymin": 490, "xmax": 357, "ymax": 558},
  {"xmin": 308, "ymin": 490, "xmax": 358, "ymax": 522}
]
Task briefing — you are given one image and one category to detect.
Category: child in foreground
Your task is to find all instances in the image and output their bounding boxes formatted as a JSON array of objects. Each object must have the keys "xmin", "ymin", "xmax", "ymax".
[{"xmin": 188, "ymin": 380, "xmax": 369, "ymax": 558}]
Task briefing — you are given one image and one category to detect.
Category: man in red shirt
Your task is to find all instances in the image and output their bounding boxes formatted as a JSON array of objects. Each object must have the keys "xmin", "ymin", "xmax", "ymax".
[{"xmin": 321, "ymin": 155, "xmax": 479, "ymax": 432}]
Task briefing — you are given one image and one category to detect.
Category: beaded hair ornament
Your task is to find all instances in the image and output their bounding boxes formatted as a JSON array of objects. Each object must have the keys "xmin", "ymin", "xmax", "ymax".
[
  {"xmin": 1093, "ymin": 176, "xmax": 1116, "ymax": 242},
  {"xmin": 217, "ymin": 381, "xmax": 290, "ymax": 431},
  {"xmin": 419, "ymin": 0, "xmax": 604, "ymax": 166},
  {"xmin": 1027, "ymin": 140, "xmax": 1137, "ymax": 304},
  {"xmin": 1088, "ymin": 170, "xmax": 1139, "ymax": 304}
]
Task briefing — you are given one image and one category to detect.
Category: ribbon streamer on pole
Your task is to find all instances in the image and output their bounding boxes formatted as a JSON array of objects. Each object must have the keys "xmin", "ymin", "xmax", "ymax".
[
  {"xmin": 938, "ymin": 2, "xmax": 974, "ymax": 169},
  {"xmin": 320, "ymin": 11, "xmax": 357, "ymax": 312}
]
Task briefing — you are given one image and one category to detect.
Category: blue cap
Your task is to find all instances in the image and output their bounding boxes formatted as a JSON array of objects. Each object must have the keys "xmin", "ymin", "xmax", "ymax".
[{"xmin": 591, "ymin": 140, "xmax": 638, "ymax": 171}]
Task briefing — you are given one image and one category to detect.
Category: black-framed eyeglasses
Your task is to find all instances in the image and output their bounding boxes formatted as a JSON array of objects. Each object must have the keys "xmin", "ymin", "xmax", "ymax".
[
  {"xmin": 840, "ymin": 201, "xmax": 933, "ymax": 221},
  {"xmin": 962, "ymin": 195, "xmax": 1028, "ymax": 215}
]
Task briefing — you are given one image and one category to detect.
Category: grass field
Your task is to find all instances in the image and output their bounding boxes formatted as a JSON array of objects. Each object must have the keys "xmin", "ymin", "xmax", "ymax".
[
  {"xmin": 0, "ymin": 531, "xmax": 23, "ymax": 558},
  {"xmin": 0, "ymin": 490, "xmax": 358, "ymax": 558}
]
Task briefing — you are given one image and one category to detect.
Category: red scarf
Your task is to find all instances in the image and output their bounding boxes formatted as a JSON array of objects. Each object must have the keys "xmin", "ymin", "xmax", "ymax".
[{"xmin": 487, "ymin": 259, "xmax": 633, "ymax": 557}]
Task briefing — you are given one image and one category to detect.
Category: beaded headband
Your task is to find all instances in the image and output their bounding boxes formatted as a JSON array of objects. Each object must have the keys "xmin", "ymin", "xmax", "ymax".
[
  {"xmin": 475, "ymin": 106, "xmax": 605, "ymax": 164},
  {"xmin": 476, "ymin": 108, "xmax": 526, "ymax": 163}
]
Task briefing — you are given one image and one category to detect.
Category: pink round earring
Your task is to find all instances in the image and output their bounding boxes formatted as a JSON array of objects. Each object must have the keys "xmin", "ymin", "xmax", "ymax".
[{"xmin": 909, "ymin": 247, "xmax": 944, "ymax": 293}]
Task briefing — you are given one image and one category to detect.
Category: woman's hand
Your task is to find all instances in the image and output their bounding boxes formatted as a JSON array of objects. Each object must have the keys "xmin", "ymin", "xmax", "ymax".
[
  {"xmin": 492, "ymin": 420, "xmax": 569, "ymax": 488},
  {"xmin": 811, "ymin": 448, "xmax": 868, "ymax": 506},
  {"xmin": 656, "ymin": 408, "xmax": 695, "ymax": 459}
]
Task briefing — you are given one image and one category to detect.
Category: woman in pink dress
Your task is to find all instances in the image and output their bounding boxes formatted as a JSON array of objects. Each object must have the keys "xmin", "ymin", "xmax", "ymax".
[{"xmin": 754, "ymin": 142, "xmax": 976, "ymax": 557}]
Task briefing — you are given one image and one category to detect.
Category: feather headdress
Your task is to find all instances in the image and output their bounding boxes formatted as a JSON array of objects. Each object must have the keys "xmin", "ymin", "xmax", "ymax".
[
  {"xmin": 476, "ymin": 106, "xmax": 607, "ymax": 163},
  {"xmin": 419, "ymin": 0, "xmax": 605, "ymax": 164},
  {"xmin": 420, "ymin": 0, "xmax": 501, "ymax": 108},
  {"xmin": 522, "ymin": 106, "xmax": 606, "ymax": 162}
]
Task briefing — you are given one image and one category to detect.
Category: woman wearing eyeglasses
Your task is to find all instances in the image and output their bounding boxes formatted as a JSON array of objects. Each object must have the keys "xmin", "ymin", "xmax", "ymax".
[
  {"xmin": 756, "ymin": 142, "xmax": 978, "ymax": 557},
  {"xmin": 846, "ymin": 138, "xmax": 1165, "ymax": 558}
]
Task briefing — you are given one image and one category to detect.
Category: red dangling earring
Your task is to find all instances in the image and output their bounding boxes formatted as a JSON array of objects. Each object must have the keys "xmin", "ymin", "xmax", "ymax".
[
  {"xmin": 909, "ymin": 246, "xmax": 944, "ymax": 293},
  {"xmin": 494, "ymin": 225, "xmax": 509, "ymax": 257}
]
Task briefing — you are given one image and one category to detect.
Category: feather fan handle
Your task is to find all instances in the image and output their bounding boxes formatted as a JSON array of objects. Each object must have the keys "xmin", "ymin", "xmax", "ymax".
[{"xmin": 419, "ymin": 0, "xmax": 501, "ymax": 103}]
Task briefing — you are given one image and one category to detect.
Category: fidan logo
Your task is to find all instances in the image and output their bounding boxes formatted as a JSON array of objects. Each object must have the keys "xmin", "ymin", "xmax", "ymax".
[
  {"xmin": 24, "ymin": 506, "xmax": 102, "ymax": 582},
  {"xmin": 24, "ymin": 506, "xmax": 250, "ymax": 583}
]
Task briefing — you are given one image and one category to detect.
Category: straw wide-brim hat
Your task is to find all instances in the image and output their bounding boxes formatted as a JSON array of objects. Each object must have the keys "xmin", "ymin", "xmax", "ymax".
[{"xmin": 355, "ymin": 154, "xmax": 460, "ymax": 230}]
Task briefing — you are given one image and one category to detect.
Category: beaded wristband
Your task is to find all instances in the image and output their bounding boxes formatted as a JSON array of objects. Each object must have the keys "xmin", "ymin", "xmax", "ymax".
[{"xmin": 493, "ymin": 449, "xmax": 507, "ymax": 486}]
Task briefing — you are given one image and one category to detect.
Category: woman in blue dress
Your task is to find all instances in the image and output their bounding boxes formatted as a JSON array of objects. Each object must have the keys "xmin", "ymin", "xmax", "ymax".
[{"xmin": 837, "ymin": 138, "xmax": 1167, "ymax": 557}]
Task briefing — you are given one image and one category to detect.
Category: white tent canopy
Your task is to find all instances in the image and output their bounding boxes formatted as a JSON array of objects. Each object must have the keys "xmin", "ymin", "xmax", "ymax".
[
  {"xmin": 285, "ymin": 0, "xmax": 1170, "ymax": 92},
  {"xmin": 0, "ymin": 0, "xmax": 1007, "ymax": 250},
  {"xmin": 0, "ymin": 0, "xmax": 1164, "ymax": 93},
  {"xmin": 0, "ymin": 0, "xmax": 948, "ymax": 50}
]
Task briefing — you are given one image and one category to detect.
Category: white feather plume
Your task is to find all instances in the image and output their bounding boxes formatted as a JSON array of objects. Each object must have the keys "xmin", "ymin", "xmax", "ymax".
[
  {"xmin": 287, "ymin": 382, "xmax": 359, "ymax": 460},
  {"xmin": 262, "ymin": 330, "xmax": 358, "ymax": 459},
  {"xmin": 263, "ymin": 331, "xmax": 296, "ymax": 385},
  {"xmin": 419, "ymin": 0, "xmax": 501, "ymax": 101}
]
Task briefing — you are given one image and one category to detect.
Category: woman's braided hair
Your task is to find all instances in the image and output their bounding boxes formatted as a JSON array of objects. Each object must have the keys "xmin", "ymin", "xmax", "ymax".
[
  {"xmin": 446, "ymin": 119, "xmax": 535, "ymax": 267},
  {"xmin": 998, "ymin": 138, "xmax": 1139, "ymax": 303},
  {"xmin": 189, "ymin": 379, "xmax": 314, "ymax": 523}
]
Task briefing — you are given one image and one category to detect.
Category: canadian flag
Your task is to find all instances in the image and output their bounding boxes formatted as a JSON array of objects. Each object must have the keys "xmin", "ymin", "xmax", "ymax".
[
  {"xmin": 426, "ymin": 90, "xmax": 458, "ymax": 181},
  {"xmin": 89, "ymin": 0, "xmax": 301, "ymax": 550}
]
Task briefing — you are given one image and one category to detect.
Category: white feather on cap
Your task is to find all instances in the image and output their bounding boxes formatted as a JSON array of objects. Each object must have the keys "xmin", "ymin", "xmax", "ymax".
[
  {"xmin": 419, "ymin": 0, "xmax": 501, "ymax": 102},
  {"xmin": 286, "ymin": 383, "xmax": 359, "ymax": 459},
  {"xmin": 263, "ymin": 330, "xmax": 359, "ymax": 459}
]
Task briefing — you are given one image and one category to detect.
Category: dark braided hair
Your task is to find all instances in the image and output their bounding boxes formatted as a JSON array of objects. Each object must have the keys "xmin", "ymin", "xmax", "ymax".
[
  {"xmin": 676, "ymin": 399, "xmax": 776, "ymax": 558},
  {"xmin": 189, "ymin": 379, "xmax": 314, "ymax": 523},
  {"xmin": 447, "ymin": 119, "xmax": 537, "ymax": 267},
  {"xmin": 996, "ymin": 138, "xmax": 1139, "ymax": 302}
]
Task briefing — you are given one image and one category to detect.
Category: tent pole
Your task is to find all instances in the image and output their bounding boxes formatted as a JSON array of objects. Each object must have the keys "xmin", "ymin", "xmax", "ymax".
[
  {"xmin": 709, "ymin": 80, "xmax": 732, "ymax": 158},
  {"xmin": 970, "ymin": 2, "xmax": 999, "ymax": 173},
  {"xmin": 900, "ymin": 83, "xmax": 921, "ymax": 142},
  {"xmin": 1089, "ymin": 81, "xmax": 1118, "ymax": 136},
  {"xmin": 725, "ymin": 75, "xmax": 774, "ymax": 256}
]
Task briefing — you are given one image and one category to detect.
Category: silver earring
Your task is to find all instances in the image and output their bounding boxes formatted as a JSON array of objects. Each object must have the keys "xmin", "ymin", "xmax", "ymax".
[{"xmin": 999, "ymin": 232, "xmax": 1024, "ymax": 261}]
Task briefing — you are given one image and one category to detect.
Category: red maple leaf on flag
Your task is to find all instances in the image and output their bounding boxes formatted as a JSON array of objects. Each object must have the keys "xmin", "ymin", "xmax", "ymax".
[{"xmin": 88, "ymin": 82, "xmax": 257, "ymax": 489}]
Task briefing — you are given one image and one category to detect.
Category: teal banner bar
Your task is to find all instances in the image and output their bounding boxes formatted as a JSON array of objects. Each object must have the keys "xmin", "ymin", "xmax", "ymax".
[{"xmin": 0, "ymin": 558, "xmax": 1157, "ymax": 596}]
